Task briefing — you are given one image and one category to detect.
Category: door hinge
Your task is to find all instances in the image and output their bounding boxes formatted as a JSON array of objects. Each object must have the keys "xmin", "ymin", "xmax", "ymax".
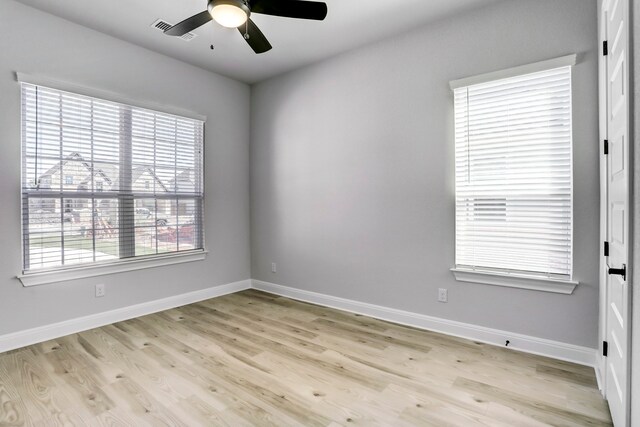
[
  {"xmin": 604, "ymin": 241, "xmax": 609, "ymax": 256},
  {"xmin": 604, "ymin": 139, "xmax": 609, "ymax": 155},
  {"xmin": 603, "ymin": 40, "xmax": 608, "ymax": 56},
  {"xmin": 603, "ymin": 341, "xmax": 608, "ymax": 357}
]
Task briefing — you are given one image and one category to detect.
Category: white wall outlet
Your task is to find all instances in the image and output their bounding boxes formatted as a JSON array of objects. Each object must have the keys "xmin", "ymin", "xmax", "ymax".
[
  {"xmin": 271, "ymin": 262, "xmax": 277, "ymax": 273},
  {"xmin": 95, "ymin": 283, "xmax": 106, "ymax": 298},
  {"xmin": 438, "ymin": 288, "xmax": 448, "ymax": 303}
]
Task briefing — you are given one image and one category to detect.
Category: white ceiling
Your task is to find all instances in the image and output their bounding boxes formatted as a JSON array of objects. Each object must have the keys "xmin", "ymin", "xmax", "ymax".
[{"xmin": 15, "ymin": 0, "xmax": 500, "ymax": 84}]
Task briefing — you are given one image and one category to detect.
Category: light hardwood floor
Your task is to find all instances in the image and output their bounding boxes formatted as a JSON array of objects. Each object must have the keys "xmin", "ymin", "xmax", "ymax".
[{"xmin": 0, "ymin": 289, "xmax": 611, "ymax": 426}]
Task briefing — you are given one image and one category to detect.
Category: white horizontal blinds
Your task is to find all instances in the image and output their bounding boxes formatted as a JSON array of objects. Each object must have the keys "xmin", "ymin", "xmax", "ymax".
[
  {"xmin": 22, "ymin": 83, "xmax": 204, "ymax": 272},
  {"xmin": 454, "ymin": 66, "xmax": 572, "ymax": 278},
  {"xmin": 130, "ymin": 109, "xmax": 204, "ymax": 256}
]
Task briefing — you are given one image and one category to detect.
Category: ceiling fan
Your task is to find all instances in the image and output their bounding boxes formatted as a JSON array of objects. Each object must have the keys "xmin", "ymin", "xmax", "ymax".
[{"xmin": 164, "ymin": 0, "xmax": 328, "ymax": 54}]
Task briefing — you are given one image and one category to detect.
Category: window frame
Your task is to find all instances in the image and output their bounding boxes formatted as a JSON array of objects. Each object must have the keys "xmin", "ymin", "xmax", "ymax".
[
  {"xmin": 17, "ymin": 74, "xmax": 208, "ymax": 287},
  {"xmin": 449, "ymin": 55, "xmax": 579, "ymax": 294}
]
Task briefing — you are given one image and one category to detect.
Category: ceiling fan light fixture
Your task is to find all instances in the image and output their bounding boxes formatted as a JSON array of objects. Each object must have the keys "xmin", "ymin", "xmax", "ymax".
[{"xmin": 208, "ymin": 0, "xmax": 249, "ymax": 28}]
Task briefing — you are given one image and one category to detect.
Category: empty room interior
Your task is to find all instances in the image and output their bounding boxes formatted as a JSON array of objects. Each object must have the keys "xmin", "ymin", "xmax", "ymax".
[{"xmin": 0, "ymin": 0, "xmax": 638, "ymax": 425}]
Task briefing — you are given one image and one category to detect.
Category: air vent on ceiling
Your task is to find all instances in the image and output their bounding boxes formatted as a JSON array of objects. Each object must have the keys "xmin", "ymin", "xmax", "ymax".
[
  {"xmin": 179, "ymin": 32, "xmax": 197, "ymax": 41},
  {"xmin": 151, "ymin": 19, "xmax": 197, "ymax": 41}
]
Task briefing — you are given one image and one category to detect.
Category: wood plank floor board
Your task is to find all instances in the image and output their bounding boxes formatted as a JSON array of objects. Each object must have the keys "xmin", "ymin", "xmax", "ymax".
[
  {"xmin": 220, "ymin": 293, "xmax": 391, "ymax": 334},
  {"xmin": 174, "ymin": 394, "xmax": 252, "ymax": 427},
  {"xmin": 178, "ymin": 304, "xmax": 323, "ymax": 355},
  {"xmin": 125, "ymin": 330, "xmax": 314, "ymax": 426},
  {"xmin": 453, "ymin": 377, "xmax": 610, "ymax": 427},
  {"xmin": 31, "ymin": 410, "xmax": 91, "ymax": 427},
  {"xmin": 0, "ymin": 356, "xmax": 29, "ymax": 427},
  {"xmin": 482, "ymin": 402, "xmax": 552, "ymax": 427},
  {"xmin": 2, "ymin": 348, "xmax": 80, "ymax": 425},
  {"xmin": 101, "ymin": 377, "xmax": 187, "ymax": 426},
  {"xmin": 184, "ymin": 304, "xmax": 328, "ymax": 354},
  {"xmin": 290, "ymin": 318, "xmax": 392, "ymax": 351},
  {"xmin": 249, "ymin": 349, "xmax": 424, "ymax": 425},
  {"xmin": 95, "ymin": 408, "xmax": 153, "ymax": 427},
  {"xmin": 0, "ymin": 290, "xmax": 611, "ymax": 426}
]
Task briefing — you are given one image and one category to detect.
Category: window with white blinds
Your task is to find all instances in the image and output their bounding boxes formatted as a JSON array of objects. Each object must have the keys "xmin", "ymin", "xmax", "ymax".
[
  {"xmin": 21, "ymin": 83, "xmax": 205, "ymax": 272},
  {"xmin": 454, "ymin": 65, "xmax": 573, "ymax": 279}
]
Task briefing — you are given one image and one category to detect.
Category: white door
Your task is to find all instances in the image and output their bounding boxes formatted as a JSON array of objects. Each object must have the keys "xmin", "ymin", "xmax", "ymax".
[{"xmin": 602, "ymin": 0, "xmax": 631, "ymax": 425}]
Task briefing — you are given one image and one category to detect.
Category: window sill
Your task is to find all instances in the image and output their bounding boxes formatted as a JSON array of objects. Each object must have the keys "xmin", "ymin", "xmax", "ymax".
[
  {"xmin": 18, "ymin": 250, "xmax": 208, "ymax": 287},
  {"xmin": 450, "ymin": 268, "xmax": 578, "ymax": 294}
]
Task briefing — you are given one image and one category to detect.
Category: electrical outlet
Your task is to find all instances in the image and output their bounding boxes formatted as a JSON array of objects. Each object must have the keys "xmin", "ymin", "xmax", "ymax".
[
  {"xmin": 95, "ymin": 284, "xmax": 106, "ymax": 298},
  {"xmin": 438, "ymin": 288, "xmax": 448, "ymax": 303},
  {"xmin": 271, "ymin": 262, "xmax": 277, "ymax": 273}
]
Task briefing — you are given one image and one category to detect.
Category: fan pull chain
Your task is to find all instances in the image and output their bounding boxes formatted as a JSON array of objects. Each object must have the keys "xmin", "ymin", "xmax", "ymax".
[{"xmin": 244, "ymin": 20, "xmax": 250, "ymax": 40}]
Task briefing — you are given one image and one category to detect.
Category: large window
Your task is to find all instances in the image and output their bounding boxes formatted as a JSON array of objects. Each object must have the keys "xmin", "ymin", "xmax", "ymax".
[
  {"xmin": 21, "ymin": 83, "xmax": 204, "ymax": 273},
  {"xmin": 453, "ymin": 62, "xmax": 573, "ymax": 280}
]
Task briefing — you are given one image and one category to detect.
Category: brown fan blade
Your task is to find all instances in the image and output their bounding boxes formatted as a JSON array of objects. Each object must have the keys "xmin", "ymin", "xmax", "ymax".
[
  {"xmin": 165, "ymin": 10, "xmax": 212, "ymax": 36},
  {"xmin": 238, "ymin": 18, "xmax": 272, "ymax": 54},
  {"xmin": 250, "ymin": 0, "xmax": 327, "ymax": 21}
]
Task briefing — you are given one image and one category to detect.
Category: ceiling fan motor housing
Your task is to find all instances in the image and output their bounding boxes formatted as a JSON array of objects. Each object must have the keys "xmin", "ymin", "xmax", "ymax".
[{"xmin": 208, "ymin": 0, "xmax": 251, "ymax": 18}]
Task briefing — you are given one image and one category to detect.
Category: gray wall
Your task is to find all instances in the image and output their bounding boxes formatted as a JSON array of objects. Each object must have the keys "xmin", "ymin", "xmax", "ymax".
[
  {"xmin": 0, "ymin": 0, "xmax": 251, "ymax": 335},
  {"xmin": 250, "ymin": 0, "xmax": 600, "ymax": 347}
]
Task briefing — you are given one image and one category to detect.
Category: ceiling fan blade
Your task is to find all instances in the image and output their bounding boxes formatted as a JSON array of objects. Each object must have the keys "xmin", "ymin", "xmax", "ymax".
[
  {"xmin": 238, "ymin": 19, "xmax": 272, "ymax": 54},
  {"xmin": 164, "ymin": 10, "xmax": 212, "ymax": 36},
  {"xmin": 250, "ymin": 0, "xmax": 327, "ymax": 21}
]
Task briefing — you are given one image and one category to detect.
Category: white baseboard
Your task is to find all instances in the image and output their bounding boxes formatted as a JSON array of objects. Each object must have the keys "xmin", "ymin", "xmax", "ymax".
[
  {"xmin": 595, "ymin": 363, "xmax": 604, "ymax": 393},
  {"xmin": 252, "ymin": 279, "xmax": 598, "ymax": 367},
  {"xmin": 594, "ymin": 355, "xmax": 607, "ymax": 397},
  {"xmin": 0, "ymin": 279, "xmax": 251, "ymax": 354},
  {"xmin": 1, "ymin": 277, "xmax": 598, "ymax": 369}
]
